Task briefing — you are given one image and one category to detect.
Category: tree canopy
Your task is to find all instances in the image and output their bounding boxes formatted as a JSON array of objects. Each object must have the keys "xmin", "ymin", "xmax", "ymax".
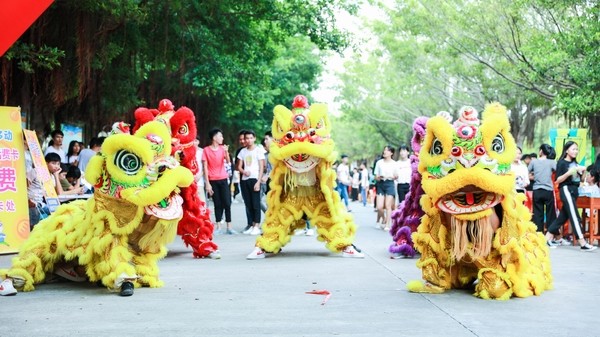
[
  {"xmin": 332, "ymin": 0, "xmax": 599, "ymax": 160},
  {"xmin": 0, "ymin": 0, "xmax": 359, "ymax": 144}
]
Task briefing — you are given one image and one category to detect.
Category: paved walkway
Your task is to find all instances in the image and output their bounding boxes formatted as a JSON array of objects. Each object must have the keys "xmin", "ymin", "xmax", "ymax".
[{"xmin": 1, "ymin": 198, "xmax": 598, "ymax": 337}]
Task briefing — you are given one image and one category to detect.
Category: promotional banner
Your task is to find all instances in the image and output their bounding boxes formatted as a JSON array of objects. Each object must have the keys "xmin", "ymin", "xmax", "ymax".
[
  {"xmin": 23, "ymin": 129, "xmax": 58, "ymax": 199},
  {"xmin": 0, "ymin": 106, "xmax": 30, "ymax": 254},
  {"xmin": 61, "ymin": 123, "xmax": 83, "ymax": 159},
  {"xmin": 549, "ymin": 129, "xmax": 590, "ymax": 166}
]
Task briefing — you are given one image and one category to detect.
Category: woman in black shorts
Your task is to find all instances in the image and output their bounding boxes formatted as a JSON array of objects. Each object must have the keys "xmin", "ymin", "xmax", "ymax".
[{"xmin": 374, "ymin": 145, "xmax": 398, "ymax": 231}]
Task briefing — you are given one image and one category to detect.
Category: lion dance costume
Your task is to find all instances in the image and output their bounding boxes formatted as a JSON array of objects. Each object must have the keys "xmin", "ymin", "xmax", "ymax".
[
  {"xmin": 407, "ymin": 103, "xmax": 552, "ymax": 299},
  {"xmin": 133, "ymin": 99, "xmax": 218, "ymax": 258},
  {"xmin": 389, "ymin": 116, "xmax": 428, "ymax": 258},
  {"xmin": 246, "ymin": 95, "xmax": 363, "ymax": 259},
  {"xmin": 0, "ymin": 122, "xmax": 193, "ymax": 296}
]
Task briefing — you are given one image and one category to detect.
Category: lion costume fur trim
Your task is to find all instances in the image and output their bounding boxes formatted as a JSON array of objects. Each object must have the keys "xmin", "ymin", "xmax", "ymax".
[
  {"xmin": 410, "ymin": 102, "xmax": 552, "ymax": 300},
  {"xmin": 256, "ymin": 98, "xmax": 357, "ymax": 254},
  {"xmin": 1, "ymin": 121, "xmax": 193, "ymax": 292}
]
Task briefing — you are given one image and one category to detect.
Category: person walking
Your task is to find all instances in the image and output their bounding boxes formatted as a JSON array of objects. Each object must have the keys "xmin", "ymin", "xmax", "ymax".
[
  {"xmin": 237, "ymin": 130, "xmax": 265, "ymax": 235},
  {"xmin": 260, "ymin": 132, "xmax": 273, "ymax": 212},
  {"xmin": 359, "ymin": 162, "xmax": 370, "ymax": 207},
  {"xmin": 202, "ymin": 128, "xmax": 236, "ymax": 235},
  {"xmin": 395, "ymin": 145, "xmax": 411, "ymax": 203},
  {"xmin": 233, "ymin": 130, "xmax": 247, "ymax": 207},
  {"xmin": 336, "ymin": 154, "xmax": 351, "ymax": 211},
  {"xmin": 545, "ymin": 141, "xmax": 596, "ymax": 251},
  {"xmin": 528, "ymin": 144, "xmax": 557, "ymax": 232},
  {"xmin": 374, "ymin": 145, "xmax": 398, "ymax": 231},
  {"xmin": 351, "ymin": 168, "xmax": 360, "ymax": 202}
]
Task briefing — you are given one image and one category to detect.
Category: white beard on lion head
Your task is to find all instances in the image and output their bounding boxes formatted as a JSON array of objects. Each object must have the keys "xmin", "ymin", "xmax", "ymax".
[{"xmin": 443, "ymin": 209, "xmax": 500, "ymax": 261}]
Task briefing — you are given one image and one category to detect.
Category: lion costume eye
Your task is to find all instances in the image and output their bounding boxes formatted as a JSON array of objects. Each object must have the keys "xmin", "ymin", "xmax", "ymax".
[
  {"xmin": 178, "ymin": 124, "xmax": 189, "ymax": 135},
  {"xmin": 316, "ymin": 118, "xmax": 324, "ymax": 129},
  {"xmin": 491, "ymin": 134, "xmax": 505, "ymax": 153},
  {"xmin": 114, "ymin": 150, "xmax": 142, "ymax": 175},
  {"xmin": 430, "ymin": 138, "xmax": 443, "ymax": 156},
  {"xmin": 451, "ymin": 146, "xmax": 462, "ymax": 157}
]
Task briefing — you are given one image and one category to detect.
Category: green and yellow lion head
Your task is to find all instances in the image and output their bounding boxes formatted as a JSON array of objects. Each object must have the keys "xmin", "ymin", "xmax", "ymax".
[
  {"xmin": 85, "ymin": 121, "xmax": 193, "ymax": 220},
  {"xmin": 419, "ymin": 103, "xmax": 518, "ymax": 259},
  {"xmin": 420, "ymin": 103, "xmax": 516, "ymax": 217}
]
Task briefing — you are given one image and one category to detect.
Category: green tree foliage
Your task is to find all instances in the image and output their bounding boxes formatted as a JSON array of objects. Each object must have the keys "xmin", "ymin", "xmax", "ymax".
[
  {"xmin": 334, "ymin": 0, "xmax": 599, "ymax": 158},
  {"xmin": 0, "ymin": 0, "xmax": 359, "ymax": 143}
]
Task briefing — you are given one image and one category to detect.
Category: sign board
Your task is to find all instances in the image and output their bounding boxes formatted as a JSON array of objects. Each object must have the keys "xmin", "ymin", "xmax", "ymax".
[
  {"xmin": 0, "ymin": 106, "xmax": 30, "ymax": 254},
  {"xmin": 549, "ymin": 129, "xmax": 590, "ymax": 165},
  {"xmin": 23, "ymin": 129, "xmax": 57, "ymax": 199}
]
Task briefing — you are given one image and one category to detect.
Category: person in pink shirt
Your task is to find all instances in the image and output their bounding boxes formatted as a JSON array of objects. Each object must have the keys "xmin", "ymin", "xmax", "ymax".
[{"xmin": 202, "ymin": 128, "xmax": 236, "ymax": 234}]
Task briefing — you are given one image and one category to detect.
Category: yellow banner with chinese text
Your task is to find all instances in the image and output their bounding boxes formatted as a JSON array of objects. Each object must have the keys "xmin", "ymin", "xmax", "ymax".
[
  {"xmin": 0, "ymin": 106, "xmax": 30, "ymax": 254},
  {"xmin": 23, "ymin": 129, "xmax": 57, "ymax": 198}
]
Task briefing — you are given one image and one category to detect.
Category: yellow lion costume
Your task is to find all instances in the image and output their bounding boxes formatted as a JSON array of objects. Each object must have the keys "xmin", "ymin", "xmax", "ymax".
[
  {"xmin": 0, "ymin": 121, "xmax": 193, "ymax": 296},
  {"xmin": 246, "ymin": 95, "xmax": 363, "ymax": 259},
  {"xmin": 407, "ymin": 103, "xmax": 552, "ymax": 299}
]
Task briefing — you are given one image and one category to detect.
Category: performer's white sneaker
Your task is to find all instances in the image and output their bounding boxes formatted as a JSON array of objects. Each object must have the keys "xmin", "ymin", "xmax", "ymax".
[
  {"xmin": 0, "ymin": 278, "xmax": 17, "ymax": 296},
  {"xmin": 246, "ymin": 247, "xmax": 265, "ymax": 260},
  {"xmin": 249, "ymin": 226, "xmax": 262, "ymax": 235},
  {"xmin": 208, "ymin": 250, "xmax": 221, "ymax": 259},
  {"xmin": 342, "ymin": 245, "xmax": 365, "ymax": 258}
]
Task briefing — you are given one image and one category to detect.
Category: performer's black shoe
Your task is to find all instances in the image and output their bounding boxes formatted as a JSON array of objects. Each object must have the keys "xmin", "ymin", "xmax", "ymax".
[{"xmin": 119, "ymin": 281, "xmax": 134, "ymax": 296}]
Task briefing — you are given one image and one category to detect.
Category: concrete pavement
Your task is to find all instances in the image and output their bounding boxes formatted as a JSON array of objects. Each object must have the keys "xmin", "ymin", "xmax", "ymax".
[{"xmin": 1, "ymin": 197, "xmax": 598, "ymax": 337}]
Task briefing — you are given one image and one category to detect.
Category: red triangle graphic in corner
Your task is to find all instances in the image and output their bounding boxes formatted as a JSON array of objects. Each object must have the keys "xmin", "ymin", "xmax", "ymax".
[{"xmin": 0, "ymin": 0, "xmax": 55, "ymax": 57}]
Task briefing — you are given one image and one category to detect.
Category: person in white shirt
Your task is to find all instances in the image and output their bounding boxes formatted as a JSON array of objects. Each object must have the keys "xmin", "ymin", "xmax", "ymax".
[
  {"xmin": 374, "ymin": 145, "xmax": 399, "ymax": 231},
  {"xmin": 44, "ymin": 129, "xmax": 67, "ymax": 164},
  {"xmin": 236, "ymin": 130, "xmax": 265, "ymax": 235},
  {"xmin": 359, "ymin": 162, "xmax": 370, "ymax": 207},
  {"xmin": 336, "ymin": 155, "xmax": 351, "ymax": 211},
  {"xmin": 580, "ymin": 166, "xmax": 600, "ymax": 197},
  {"xmin": 351, "ymin": 168, "xmax": 360, "ymax": 201},
  {"xmin": 396, "ymin": 145, "xmax": 411, "ymax": 203},
  {"xmin": 511, "ymin": 146, "xmax": 530, "ymax": 193}
]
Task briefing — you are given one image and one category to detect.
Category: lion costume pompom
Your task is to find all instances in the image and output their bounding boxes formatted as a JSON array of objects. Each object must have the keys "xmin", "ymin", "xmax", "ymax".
[
  {"xmin": 133, "ymin": 99, "xmax": 218, "ymax": 258},
  {"xmin": 0, "ymin": 121, "xmax": 193, "ymax": 296},
  {"xmin": 408, "ymin": 103, "xmax": 552, "ymax": 299},
  {"xmin": 247, "ymin": 95, "xmax": 363, "ymax": 259}
]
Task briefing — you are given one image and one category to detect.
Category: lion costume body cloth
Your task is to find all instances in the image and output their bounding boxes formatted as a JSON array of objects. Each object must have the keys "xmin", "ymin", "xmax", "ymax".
[
  {"xmin": 133, "ymin": 99, "xmax": 217, "ymax": 258},
  {"xmin": 256, "ymin": 95, "xmax": 357, "ymax": 253},
  {"xmin": 389, "ymin": 116, "xmax": 428, "ymax": 258},
  {"xmin": 0, "ymin": 122, "xmax": 193, "ymax": 292},
  {"xmin": 408, "ymin": 103, "xmax": 552, "ymax": 299}
]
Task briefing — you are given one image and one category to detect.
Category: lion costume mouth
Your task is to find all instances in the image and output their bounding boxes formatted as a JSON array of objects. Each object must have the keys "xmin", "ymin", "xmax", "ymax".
[
  {"xmin": 436, "ymin": 185, "xmax": 503, "ymax": 215},
  {"xmin": 144, "ymin": 194, "xmax": 184, "ymax": 220},
  {"xmin": 283, "ymin": 155, "xmax": 320, "ymax": 173},
  {"xmin": 436, "ymin": 185, "xmax": 504, "ymax": 260}
]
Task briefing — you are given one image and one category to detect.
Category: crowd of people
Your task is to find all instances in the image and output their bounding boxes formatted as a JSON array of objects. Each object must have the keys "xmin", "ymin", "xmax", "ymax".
[
  {"xmin": 26, "ymin": 129, "xmax": 104, "ymax": 228},
  {"xmin": 513, "ymin": 142, "xmax": 600, "ymax": 251}
]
